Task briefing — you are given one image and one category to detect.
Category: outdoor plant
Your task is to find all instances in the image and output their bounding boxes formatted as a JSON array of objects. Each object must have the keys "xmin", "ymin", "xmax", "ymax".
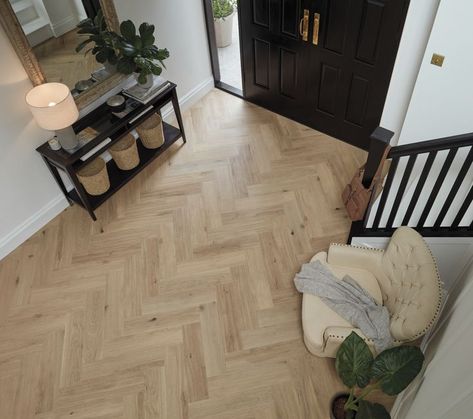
[
  {"xmin": 212, "ymin": 0, "xmax": 236, "ymax": 19},
  {"xmin": 334, "ymin": 332, "xmax": 424, "ymax": 419},
  {"xmin": 75, "ymin": 10, "xmax": 120, "ymax": 66},
  {"xmin": 115, "ymin": 20, "xmax": 170, "ymax": 84}
]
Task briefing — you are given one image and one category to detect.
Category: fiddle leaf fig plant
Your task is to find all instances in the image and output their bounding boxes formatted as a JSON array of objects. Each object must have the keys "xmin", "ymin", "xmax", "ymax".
[
  {"xmin": 212, "ymin": 0, "xmax": 236, "ymax": 20},
  {"xmin": 116, "ymin": 20, "xmax": 170, "ymax": 84},
  {"xmin": 75, "ymin": 10, "xmax": 120, "ymax": 65},
  {"xmin": 335, "ymin": 332, "xmax": 424, "ymax": 419}
]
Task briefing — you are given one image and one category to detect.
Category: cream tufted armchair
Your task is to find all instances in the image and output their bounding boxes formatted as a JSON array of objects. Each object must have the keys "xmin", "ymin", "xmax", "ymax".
[{"xmin": 302, "ymin": 227, "xmax": 443, "ymax": 358}]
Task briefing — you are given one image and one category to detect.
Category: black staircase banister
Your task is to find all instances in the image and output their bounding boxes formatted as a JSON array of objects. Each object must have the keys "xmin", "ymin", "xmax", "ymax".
[
  {"xmin": 389, "ymin": 132, "xmax": 473, "ymax": 158},
  {"xmin": 348, "ymin": 127, "xmax": 473, "ymax": 242}
]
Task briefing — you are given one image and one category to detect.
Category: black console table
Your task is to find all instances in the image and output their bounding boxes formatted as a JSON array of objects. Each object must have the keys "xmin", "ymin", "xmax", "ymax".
[{"xmin": 36, "ymin": 82, "xmax": 186, "ymax": 221}]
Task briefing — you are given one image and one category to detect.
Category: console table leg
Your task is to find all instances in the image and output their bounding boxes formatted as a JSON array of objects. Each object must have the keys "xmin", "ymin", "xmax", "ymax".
[
  {"xmin": 171, "ymin": 88, "xmax": 186, "ymax": 143},
  {"xmin": 65, "ymin": 167, "xmax": 97, "ymax": 221},
  {"xmin": 41, "ymin": 157, "xmax": 72, "ymax": 205}
]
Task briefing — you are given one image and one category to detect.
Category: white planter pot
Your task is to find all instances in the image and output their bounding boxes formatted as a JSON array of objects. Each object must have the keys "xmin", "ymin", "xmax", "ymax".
[
  {"xmin": 214, "ymin": 12, "xmax": 235, "ymax": 48},
  {"xmin": 134, "ymin": 73, "xmax": 154, "ymax": 89}
]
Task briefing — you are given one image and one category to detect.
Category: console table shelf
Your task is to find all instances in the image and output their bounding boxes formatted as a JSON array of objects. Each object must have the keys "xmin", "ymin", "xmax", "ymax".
[{"xmin": 36, "ymin": 82, "xmax": 186, "ymax": 220}]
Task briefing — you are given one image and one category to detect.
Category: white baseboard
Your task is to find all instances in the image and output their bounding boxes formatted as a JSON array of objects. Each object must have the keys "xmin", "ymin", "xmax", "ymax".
[
  {"xmin": 162, "ymin": 76, "xmax": 214, "ymax": 120},
  {"xmin": 0, "ymin": 77, "xmax": 215, "ymax": 261},
  {"xmin": 51, "ymin": 15, "xmax": 79, "ymax": 38},
  {"xmin": 0, "ymin": 196, "xmax": 69, "ymax": 260}
]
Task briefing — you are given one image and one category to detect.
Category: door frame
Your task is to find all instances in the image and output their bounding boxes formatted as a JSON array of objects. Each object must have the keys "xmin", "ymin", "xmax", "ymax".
[{"xmin": 202, "ymin": 0, "xmax": 245, "ymax": 98}]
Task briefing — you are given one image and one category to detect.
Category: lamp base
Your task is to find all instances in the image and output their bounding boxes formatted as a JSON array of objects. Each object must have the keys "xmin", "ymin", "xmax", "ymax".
[{"xmin": 56, "ymin": 126, "xmax": 78, "ymax": 150}]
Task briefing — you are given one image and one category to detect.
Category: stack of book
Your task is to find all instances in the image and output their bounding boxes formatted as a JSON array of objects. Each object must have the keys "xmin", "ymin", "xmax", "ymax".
[{"xmin": 123, "ymin": 76, "xmax": 171, "ymax": 104}]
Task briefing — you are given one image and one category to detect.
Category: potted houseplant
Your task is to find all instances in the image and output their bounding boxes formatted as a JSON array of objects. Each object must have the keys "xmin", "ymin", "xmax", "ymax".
[
  {"xmin": 212, "ymin": 0, "xmax": 237, "ymax": 48},
  {"xmin": 75, "ymin": 10, "xmax": 120, "ymax": 73},
  {"xmin": 332, "ymin": 332, "xmax": 424, "ymax": 419},
  {"xmin": 116, "ymin": 20, "xmax": 170, "ymax": 88}
]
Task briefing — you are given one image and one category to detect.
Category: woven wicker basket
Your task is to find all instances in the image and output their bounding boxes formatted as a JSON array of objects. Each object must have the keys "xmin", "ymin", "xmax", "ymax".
[
  {"xmin": 136, "ymin": 114, "xmax": 165, "ymax": 149},
  {"xmin": 110, "ymin": 134, "xmax": 140, "ymax": 170},
  {"xmin": 77, "ymin": 157, "xmax": 110, "ymax": 196}
]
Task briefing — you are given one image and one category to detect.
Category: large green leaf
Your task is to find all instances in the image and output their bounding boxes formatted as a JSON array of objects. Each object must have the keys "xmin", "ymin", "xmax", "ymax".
[
  {"xmin": 95, "ymin": 50, "xmax": 108, "ymax": 63},
  {"xmin": 356, "ymin": 400, "xmax": 390, "ymax": 419},
  {"xmin": 336, "ymin": 332, "xmax": 373, "ymax": 389},
  {"xmin": 120, "ymin": 20, "xmax": 136, "ymax": 41},
  {"xmin": 370, "ymin": 346, "xmax": 424, "ymax": 396},
  {"xmin": 120, "ymin": 41, "xmax": 138, "ymax": 57},
  {"xmin": 117, "ymin": 58, "xmax": 136, "ymax": 74},
  {"xmin": 139, "ymin": 23, "xmax": 155, "ymax": 47}
]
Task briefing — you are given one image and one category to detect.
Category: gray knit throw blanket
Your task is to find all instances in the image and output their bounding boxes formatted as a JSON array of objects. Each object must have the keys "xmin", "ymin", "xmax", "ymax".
[{"xmin": 294, "ymin": 260, "xmax": 393, "ymax": 352}]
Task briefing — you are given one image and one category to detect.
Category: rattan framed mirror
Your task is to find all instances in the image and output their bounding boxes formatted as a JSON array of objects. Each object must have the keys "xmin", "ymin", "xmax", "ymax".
[{"xmin": 0, "ymin": 0, "xmax": 125, "ymax": 109}]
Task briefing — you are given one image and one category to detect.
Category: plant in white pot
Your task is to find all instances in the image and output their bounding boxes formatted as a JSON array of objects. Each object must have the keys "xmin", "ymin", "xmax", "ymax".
[
  {"xmin": 116, "ymin": 20, "xmax": 169, "ymax": 89},
  {"xmin": 212, "ymin": 0, "xmax": 237, "ymax": 48}
]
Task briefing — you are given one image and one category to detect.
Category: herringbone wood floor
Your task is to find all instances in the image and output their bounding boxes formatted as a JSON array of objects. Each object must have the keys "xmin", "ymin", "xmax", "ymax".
[{"xmin": 0, "ymin": 90, "xmax": 390, "ymax": 418}]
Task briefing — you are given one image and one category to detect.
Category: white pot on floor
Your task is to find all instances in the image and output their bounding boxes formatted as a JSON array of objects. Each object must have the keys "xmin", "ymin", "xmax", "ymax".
[{"xmin": 214, "ymin": 12, "xmax": 235, "ymax": 48}]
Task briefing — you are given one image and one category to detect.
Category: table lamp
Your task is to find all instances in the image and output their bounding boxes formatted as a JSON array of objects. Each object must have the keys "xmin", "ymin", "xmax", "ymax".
[{"xmin": 26, "ymin": 82, "xmax": 79, "ymax": 150}]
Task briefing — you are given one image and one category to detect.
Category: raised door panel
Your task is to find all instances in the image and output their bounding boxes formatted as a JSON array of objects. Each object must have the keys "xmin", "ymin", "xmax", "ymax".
[
  {"xmin": 317, "ymin": 63, "xmax": 340, "ymax": 116},
  {"xmin": 281, "ymin": 0, "xmax": 301, "ymax": 38},
  {"xmin": 355, "ymin": 0, "xmax": 386, "ymax": 65},
  {"xmin": 252, "ymin": 0, "xmax": 270, "ymax": 28},
  {"xmin": 280, "ymin": 48, "xmax": 298, "ymax": 98},
  {"xmin": 344, "ymin": 75, "xmax": 369, "ymax": 126},
  {"xmin": 323, "ymin": 0, "xmax": 349, "ymax": 55},
  {"xmin": 254, "ymin": 39, "xmax": 271, "ymax": 88}
]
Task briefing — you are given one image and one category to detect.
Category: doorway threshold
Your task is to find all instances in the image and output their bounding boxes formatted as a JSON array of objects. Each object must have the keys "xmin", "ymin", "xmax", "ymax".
[{"xmin": 215, "ymin": 81, "xmax": 243, "ymax": 99}]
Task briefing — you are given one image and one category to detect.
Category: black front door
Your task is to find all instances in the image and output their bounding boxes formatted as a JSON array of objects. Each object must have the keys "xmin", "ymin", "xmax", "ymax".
[{"xmin": 240, "ymin": 0, "xmax": 409, "ymax": 150}]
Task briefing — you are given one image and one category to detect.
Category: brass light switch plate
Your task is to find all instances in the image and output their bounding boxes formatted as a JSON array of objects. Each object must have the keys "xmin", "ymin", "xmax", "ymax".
[{"xmin": 431, "ymin": 53, "xmax": 445, "ymax": 67}]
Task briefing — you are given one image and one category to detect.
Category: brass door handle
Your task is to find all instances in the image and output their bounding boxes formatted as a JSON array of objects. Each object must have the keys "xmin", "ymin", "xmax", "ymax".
[
  {"xmin": 313, "ymin": 13, "xmax": 320, "ymax": 45},
  {"xmin": 299, "ymin": 9, "xmax": 309, "ymax": 41}
]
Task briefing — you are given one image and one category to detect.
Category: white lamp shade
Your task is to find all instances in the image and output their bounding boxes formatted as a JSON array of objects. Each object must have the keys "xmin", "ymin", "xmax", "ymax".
[{"xmin": 26, "ymin": 83, "xmax": 79, "ymax": 131}]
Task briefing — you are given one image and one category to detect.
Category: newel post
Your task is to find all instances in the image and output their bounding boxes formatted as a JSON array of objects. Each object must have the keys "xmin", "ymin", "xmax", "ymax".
[
  {"xmin": 362, "ymin": 127, "xmax": 394, "ymax": 188},
  {"xmin": 348, "ymin": 127, "xmax": 394, "ymax": 243}
]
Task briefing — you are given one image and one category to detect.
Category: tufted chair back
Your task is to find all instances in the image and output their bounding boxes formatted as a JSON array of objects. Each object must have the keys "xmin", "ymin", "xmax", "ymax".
[{"xmin": 377, "ymin": 227, "xmax": 442, "ymax": 341}]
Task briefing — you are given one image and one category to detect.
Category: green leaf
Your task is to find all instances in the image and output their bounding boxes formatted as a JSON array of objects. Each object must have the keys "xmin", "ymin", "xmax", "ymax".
[
  {"xmin": 133, "ymin": 35, "xmax": 143, "ymax": 50},
  {"xmin": 75, "ymin": 38, "xmax": 93, "ymax": 53},
  {"xmin": 150, "ymin": 64, "xmax": 162, "ymax": 76},
  {"xmin": 120, "ymin": 42, "xmax": 138, "ymax": 57},
  {"xmin": 335, "ymin": 332, "xmax": 373, "ymax": 389},
  {"xmin": 120, "ymin": 20, "xmax": 136, "ymax": 41},
  {"xmin": 139, "ymin": 22, "xmax": 155, "ymax": 46},
  {"xmin": 370, "ymin": 346, "xmax": 424, "ymax": 396},
  {"xmin": 95, "ymin": 50, "xmax": 108, "ymax": 63},
  {"xmin": 356, "ymin": 400, "xmax": 390, "ymax": 419},
  {"xmin": 117, "ymin": 58, "xmax": 136, "ymax": 74},
  {"xmin": 138, "ymin": 71, "xmax": 148, "ymax": 84}
]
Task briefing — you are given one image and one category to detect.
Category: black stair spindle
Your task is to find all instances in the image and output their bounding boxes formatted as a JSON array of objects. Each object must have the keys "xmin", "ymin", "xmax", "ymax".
[
  {"xmin": 372, "ymin": 157, "xmax": 399, "ymax": 229},
  {"xmin": 452, "ymin": 185, "xmax": 473, "ymax": 228},
  {"xmin": 386, "ymin": 154, "xmax": 417, "ymax": 229},
  {"xmin": 402, "ymin": 151, "xmax": 437, "ymax": 226},
  {"xmin": 417, "ymin": 148, "xmax": 458, "ymax": 228},
  {"xmin": 434, "ymin": 147, "xmax": 473, "ymax": 229}
]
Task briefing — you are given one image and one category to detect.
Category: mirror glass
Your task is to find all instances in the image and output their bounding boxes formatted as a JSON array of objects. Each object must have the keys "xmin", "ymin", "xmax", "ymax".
[{"xmin": 10, "ymin": 0, "xmax": 115, "ymax": 98}]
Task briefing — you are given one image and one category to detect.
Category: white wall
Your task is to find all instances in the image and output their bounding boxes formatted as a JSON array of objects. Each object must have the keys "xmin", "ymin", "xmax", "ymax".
[
  {"xmin": 114, "ymin": 0, "xmax": 213, "ymax": 105},
  {"xmin": 380, "ymin": 0, "xmax": 441, "ymax": 145},
  {"xmin": 0, "ymin": 25, "xmax": 68, "ymax": 258},
  {"xmin": 393, "ymin": 260, "xmax": 473, "ymax": 419},
  {"xmin": 0, "ymin": 1, "xmax": 213, "ymax": 260},
  {"xmin": 398, "ymin": 0, "xmax": 473, "ymax": 144}
]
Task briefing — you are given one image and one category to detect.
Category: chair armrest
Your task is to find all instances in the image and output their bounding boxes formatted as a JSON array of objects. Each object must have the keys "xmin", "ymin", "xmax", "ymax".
[{"xmin": 327, "ymin": 244, "xmax": 384, "ymax": 272}]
